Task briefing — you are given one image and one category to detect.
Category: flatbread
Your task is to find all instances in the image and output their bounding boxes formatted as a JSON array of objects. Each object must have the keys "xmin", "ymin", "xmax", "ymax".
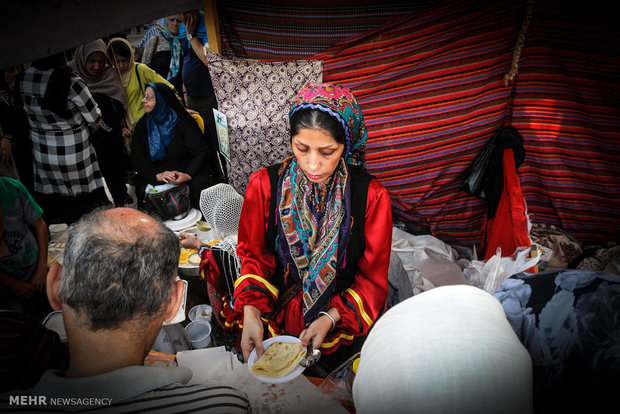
[{"xmin": 250, "ymin": 341, "xmax": 306, "ymax": 378}]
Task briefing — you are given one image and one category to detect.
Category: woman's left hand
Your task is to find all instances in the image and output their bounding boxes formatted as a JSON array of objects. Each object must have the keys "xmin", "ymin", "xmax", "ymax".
[
  {"xmin": 299, "ymin": 317, "xmax": 332, "ymax": 352},
  {"xmin": 168, "ymin": 171, "xmax": 190, "ymax": 184}
]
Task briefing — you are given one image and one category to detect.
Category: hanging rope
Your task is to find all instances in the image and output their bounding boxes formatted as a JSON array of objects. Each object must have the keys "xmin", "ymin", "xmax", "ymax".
[{"xmin": 504, "ymin": 0, "xmax": 535, "ymax": 86}]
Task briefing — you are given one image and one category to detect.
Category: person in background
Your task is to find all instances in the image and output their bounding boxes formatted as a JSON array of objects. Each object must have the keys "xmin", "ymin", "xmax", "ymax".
[
  {"xmin": 68, "ymin": 39, "xmax": 132, "ymax": 207},
  {"xmin": 16, "ymin": 52, "xmax": 108, "ymax": 224},
  {"xmin": 105, "ymin": 37, "xmax": 178, "ymax": 150},
  {"xmin": 180, "ymin": 9, "xmax": 226, "ymax": 182},
  {"xmin": 2, "ymin": 207, "xmax": 250, "ymax": 412},
  {"xmin": 0, "ymin": 177, "xmax": 49, "ymax": 319},
  {"xmin": 230, "ymin": 82, "xmax": 392, "ymax": 375},
  {"xmin": 353, "ymin": 285, "xmax": 533, "ymax": 414},
  {"xmin": 134, "ymin": 18, "xmax": 165, "ymax": 62},
  {"xmin": 132, "ymin": 83, "xmax": 213, "ymax": 209},
  {"xmin": 142, "ymin": 15, "xmax": 184, "ymax": 97}
]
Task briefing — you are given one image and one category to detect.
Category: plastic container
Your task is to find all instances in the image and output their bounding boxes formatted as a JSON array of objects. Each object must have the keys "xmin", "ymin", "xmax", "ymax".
[
  {"xmin": 185, "ymin": 319, "xmax": 212, "ymax": 349},
  {"xmin": 188, "ymin": 304, "xmax": 213, "ymax": 322}
]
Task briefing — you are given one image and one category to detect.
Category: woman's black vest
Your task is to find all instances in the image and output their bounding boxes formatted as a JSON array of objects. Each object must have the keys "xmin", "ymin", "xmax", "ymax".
[{"xmin": 264, "ymin": 163, "xmax": 372, "ymax": 308}]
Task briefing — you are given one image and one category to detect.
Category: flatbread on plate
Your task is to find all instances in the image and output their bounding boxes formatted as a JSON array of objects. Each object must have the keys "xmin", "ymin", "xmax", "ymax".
[{"xmin": 250, "ymin": 341, "xmax": 307, "ymax": 378}]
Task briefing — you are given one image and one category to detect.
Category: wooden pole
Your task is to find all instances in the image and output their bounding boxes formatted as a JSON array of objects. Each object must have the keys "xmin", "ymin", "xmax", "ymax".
[{"xmin": 202, "ymin": 0, "xmax": 221, "ymax": 54}]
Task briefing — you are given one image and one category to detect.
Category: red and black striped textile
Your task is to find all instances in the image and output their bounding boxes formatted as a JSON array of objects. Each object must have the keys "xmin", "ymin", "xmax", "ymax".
[
  {"xmin": 511, "ymin": 0, "xmax": 620, "ymax": 243},
  {"xmin": 311, "ymin": 0, "xmax": 620, "ymax": 246},
  {"xmin": 217, "ymin": 0, "xmax": 434, "ymax": 59}
]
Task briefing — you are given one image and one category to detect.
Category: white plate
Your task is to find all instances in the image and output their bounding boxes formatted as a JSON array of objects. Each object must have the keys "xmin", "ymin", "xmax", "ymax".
[
  {"xmin": 164, "ymin": 208, "xmax": 202, "ymax": 232},
  {"xmin": 247, "ymin": 335, "xmax": 306, "ymax": 384}
]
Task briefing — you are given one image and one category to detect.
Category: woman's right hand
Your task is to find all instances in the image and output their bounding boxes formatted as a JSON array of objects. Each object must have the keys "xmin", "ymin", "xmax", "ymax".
[
  {"xmin": 241, "ymin": 305, "xmax": 264, "ymax": 361},
  {"xmin": 178, "ymin": 231, "xmax": 201, "ymax": 250},
  {"xmin": 156, "ymin": 171, "xmax": 178, "ymax": 183}
]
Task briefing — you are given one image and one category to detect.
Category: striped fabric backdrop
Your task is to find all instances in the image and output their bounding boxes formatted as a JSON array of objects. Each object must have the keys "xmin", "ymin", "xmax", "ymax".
[
  {"xmin": 316, "ymin": 0, "xmax": 524, "ymax": 247},
  {"xmin": 217, "ymin": 0, "xmax": 620, "ymax": 247},
  {"xmin": 217, "ymin": 0, "xmax": 433, "ymax": 59},
  {"xmin": 511, "ymin": 0, "xmax": 620, "ymax": 243}
]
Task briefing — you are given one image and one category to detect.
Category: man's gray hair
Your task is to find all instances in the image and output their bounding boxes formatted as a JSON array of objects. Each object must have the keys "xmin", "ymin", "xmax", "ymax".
[{"xmin": 59, "ymin": 208, "xmax": 180, "ymax": 330}]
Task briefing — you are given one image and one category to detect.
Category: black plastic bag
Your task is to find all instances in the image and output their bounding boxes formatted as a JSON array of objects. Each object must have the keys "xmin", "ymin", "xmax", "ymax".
[
  {"xmin": 461, "ymin": 125, "xmax": 525, "ymax": 203},
  {"xmin": 460, "ymin": 139, "xmax": 496, "ymax": 199}
]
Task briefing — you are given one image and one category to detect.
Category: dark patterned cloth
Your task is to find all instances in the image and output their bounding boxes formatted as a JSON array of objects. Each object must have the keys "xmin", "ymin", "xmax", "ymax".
[
  {"xmin": 530, "ymin": 223, "xmax": 583, "ymax": 270},
  {"xmin": 495, "ymin": 270, "xmax": 620, "ymax": 414},
  {"xmin": 206, "ymin": 52, "xmax": 323, "ymax": 193}
]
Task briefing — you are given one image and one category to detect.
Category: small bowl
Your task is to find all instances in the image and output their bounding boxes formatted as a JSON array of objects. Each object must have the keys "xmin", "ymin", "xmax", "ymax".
[
  {"xmin": 195, "ymin": 220, "xmax": 211, "ymax": 232},
  {"xmin": 188, "ymin": 304, "xmax": 213, "ymax": 322}
]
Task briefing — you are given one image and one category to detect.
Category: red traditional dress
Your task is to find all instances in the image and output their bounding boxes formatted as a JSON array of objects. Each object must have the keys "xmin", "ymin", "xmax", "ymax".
[{"xmin": 233, "ymin": 164, "xmax": 392, "ymax": 354}]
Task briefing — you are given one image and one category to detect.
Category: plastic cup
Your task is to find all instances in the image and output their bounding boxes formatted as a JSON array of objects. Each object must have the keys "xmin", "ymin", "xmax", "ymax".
[
  {"xmin": 185, "ymin": 320, "xmax": 212, "ymax": 349},
  {"xmin": 188, "ymin": 304, "xmax": 213, "ymax": 322}
]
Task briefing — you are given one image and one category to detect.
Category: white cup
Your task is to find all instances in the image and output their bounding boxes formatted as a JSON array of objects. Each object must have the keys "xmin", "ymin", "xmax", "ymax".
[
  {"xmin": 188, "ymin": 304, "xmax": 213, "ymax": 322},
  {"xmin": 185, "ymin": 320, "xmax": 212, "ymax": 349}
]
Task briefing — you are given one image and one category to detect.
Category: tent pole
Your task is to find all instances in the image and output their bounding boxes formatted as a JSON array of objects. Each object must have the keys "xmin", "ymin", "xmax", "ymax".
[{"xmin": 202, "ymin": 0, "xmax": 221, "ymax": 54}]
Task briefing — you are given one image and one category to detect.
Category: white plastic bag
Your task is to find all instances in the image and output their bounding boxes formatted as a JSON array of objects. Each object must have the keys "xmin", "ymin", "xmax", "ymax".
[{"xmin": 464, "ymin": 247, "xmax": 540, "ymax": 293}]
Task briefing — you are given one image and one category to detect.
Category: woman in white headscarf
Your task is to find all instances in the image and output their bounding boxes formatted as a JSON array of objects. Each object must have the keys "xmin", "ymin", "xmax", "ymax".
[
  {"xmin": 106, "ymin": 37, "xmax": 177, "ymax": 136},
  {"xmin": 68, "ymin": 39, "xmax": 132, "ymax": 206}
]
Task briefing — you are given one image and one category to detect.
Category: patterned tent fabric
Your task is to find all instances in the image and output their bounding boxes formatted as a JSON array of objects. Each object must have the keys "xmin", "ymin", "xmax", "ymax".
[
  {"xmin": 217, "ymin": 0, "xmax": 434, "ymax": 59},
  {"xmin": 310, "ymin": 0, "xmax": 620, "ymax": 246},
  {"xmin": 206, "ymin": 52, "xmax": 323, "ymax": 193}
]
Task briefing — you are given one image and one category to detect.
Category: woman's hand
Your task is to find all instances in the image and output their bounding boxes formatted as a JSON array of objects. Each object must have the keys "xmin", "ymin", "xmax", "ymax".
[
  {"xmin": 121, "ymin": 127, "xmax": 132, "ymax": 139},
  {"xmin": 241, "ymin": 305, "xmax": 264, "ymax": 361},
  {"xmin": 299, "ymin": 308, "xmax": 340, "ymax": 351},
  {"xmin": 155, "ymin": 171, "xmax": 192, "ymax": 184},
  {"xmin": 168, "ymin": 171, "xmax": 190, "ymax": 184},
  {"xmin": 156, "ymin": 171, "xmax": 190, "ymax": 184},
  {"xmin": 178, "ymin": 231, "xmax": 201, "ymax": 250}
]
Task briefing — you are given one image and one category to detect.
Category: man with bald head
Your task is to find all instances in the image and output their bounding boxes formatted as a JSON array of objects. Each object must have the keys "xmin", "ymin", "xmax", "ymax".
[{"xmin": 16, "ymin": 207, "xmax": 250, "ymax": 412}]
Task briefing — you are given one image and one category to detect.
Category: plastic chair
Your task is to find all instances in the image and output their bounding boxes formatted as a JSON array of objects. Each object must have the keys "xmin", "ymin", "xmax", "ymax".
[{"xmin": 191, "ymin": 113, "xmax": 205, "ymax": 133}]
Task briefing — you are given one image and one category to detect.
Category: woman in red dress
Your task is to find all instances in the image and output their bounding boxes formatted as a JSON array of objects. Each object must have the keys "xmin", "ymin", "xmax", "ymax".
[
  {"xmin": 234, "ymin": 82, "xmax": 392, "ymax": 373},
  {"xmin": 181, "ymin": 82, "xmax": 392, "ymax": 373}
]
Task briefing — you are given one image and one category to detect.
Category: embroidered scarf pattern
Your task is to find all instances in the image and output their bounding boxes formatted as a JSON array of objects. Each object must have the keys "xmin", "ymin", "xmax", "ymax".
[{"xmin": 278, "ymin": 156, "xmax": 349, "ymax": 324}]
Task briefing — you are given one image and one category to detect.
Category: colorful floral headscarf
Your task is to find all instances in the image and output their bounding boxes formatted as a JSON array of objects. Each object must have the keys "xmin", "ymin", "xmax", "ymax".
[
  {"xmin": 278, "ymin": 82, "xmax": 367, "ymax": 326},
  {"xmin": 289, "ymin": 82, "xmax": 368, "ymax": 167}
]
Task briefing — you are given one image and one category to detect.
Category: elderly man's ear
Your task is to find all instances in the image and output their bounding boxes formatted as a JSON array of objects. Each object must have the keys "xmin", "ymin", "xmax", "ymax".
[
  {"xmin": 164, "ymin": 278, "xmax": 186, "ymax": 323},
  {"xmin": 46, "ymin": 262, "xmax": 63, "ymax": 310}
]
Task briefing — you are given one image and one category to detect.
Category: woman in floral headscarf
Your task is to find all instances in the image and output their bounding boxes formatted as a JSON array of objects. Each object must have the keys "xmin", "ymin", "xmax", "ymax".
[
  {"xmin": 234, "ymin": 82, "xmax": 392, "ymax": 373},
  {"xmin": 141, "ymin": 14, "xmax": 184, "ymax": 97}
]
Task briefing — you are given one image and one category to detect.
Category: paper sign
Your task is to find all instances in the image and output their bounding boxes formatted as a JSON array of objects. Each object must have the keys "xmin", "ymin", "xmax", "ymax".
[{"xmin": 213, "ymin": 108, "xmax": 230, "ymax": 161}]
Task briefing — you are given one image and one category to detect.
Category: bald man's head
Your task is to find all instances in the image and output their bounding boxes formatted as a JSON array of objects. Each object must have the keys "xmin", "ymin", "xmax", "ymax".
[{"xmin": 58, "ymin": 208, "xmax": 180, "ymax": 330}]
